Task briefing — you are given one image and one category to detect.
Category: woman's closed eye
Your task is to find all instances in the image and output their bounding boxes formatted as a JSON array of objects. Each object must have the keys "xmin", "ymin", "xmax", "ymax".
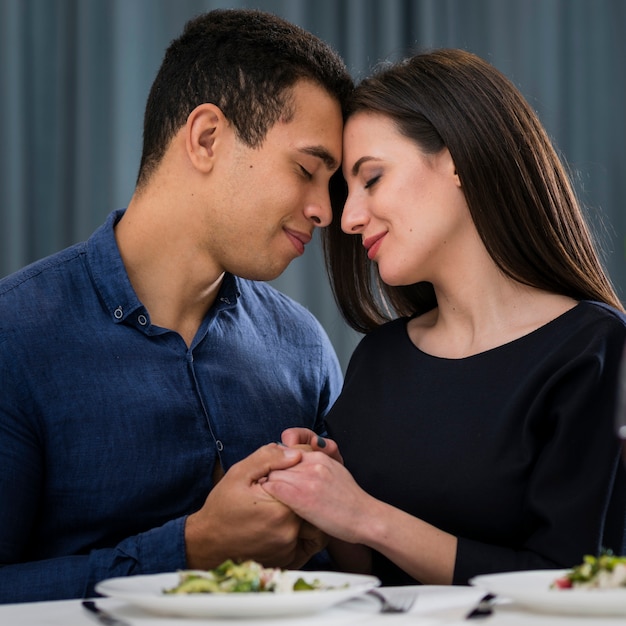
[{"xmin": 364, "ymin": 174, "xmax": 381, "ymax": 190}]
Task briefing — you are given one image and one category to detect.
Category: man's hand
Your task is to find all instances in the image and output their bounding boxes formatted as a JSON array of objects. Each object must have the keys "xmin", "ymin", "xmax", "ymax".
[
  {"xmin": 287, "ymin": 520, "xmax": 329, "ymax": 569},
  {"xmin": 184, "ymin": 443, "xmax": 306, "ymax": 569},
  {"xmin": 281, "ymin": 428, "xmax": 343, "ymax": 463},
  {"xmin": 261, "ymin": 450, "xmax": 369, "ymax": 544}
]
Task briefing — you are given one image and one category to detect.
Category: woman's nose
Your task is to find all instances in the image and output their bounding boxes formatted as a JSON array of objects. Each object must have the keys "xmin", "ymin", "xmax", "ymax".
[{"xmin": 341, "ymin": 194, "xmax": 368, "ymax": 234}]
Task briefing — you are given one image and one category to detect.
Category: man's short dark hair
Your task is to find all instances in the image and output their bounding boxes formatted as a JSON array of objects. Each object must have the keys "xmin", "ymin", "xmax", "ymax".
[{"xmin": 137, "ymin": 9, "xmax": 352, "ymax": 187}]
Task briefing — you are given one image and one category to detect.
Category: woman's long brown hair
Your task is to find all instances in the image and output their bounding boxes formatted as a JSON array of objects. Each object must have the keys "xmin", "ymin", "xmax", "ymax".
[{"xmin": 324, "ymin": 49, "xmax": 624, "ymax": 333}]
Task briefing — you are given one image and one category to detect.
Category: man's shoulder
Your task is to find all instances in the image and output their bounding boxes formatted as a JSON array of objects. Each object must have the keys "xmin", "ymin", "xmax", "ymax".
[
  {"xmin": 0, "ymin": 244, "xmax": 89, "ymax": 348},
  {"xmin": 0, "ymin": 243, "xmax": 88, "ymax": 300}
]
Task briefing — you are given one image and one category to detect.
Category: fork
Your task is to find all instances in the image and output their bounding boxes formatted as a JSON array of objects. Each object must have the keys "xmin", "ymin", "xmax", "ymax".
[
  {"xmin": 367, "ymin": 588, "xmax": 417, "ymax": 613},
  {"xmin": 465, "ymin": 593, "xmax": 496, "ymax": 619}
]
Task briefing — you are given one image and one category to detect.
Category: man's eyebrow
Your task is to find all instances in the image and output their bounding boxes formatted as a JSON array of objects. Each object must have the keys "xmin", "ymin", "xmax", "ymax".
[
  {"xmin": 351, "ymin": 156, "xmax": 380, "ymax": 177},
  {"xmin": 299, "ymin": 146, "xmax": 338, "ymax": 171}
]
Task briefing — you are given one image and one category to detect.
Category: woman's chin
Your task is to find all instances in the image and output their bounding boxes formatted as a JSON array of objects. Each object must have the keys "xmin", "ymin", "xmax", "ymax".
[{"xmin": 378, "ymin": 268, "xmax": 413, "ymax": 287}]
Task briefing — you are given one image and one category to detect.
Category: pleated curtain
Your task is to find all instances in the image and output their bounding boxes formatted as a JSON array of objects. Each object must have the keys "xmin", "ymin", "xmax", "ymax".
[{"xmin": 1, "ymin": 0, "xmax": 624, "ymax": 369}]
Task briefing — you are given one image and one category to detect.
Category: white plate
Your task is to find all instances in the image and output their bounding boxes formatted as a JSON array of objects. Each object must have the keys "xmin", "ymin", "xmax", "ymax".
[
  {"xmin": 471, "ymin": 569, "xmax": 626, "ymax": 617},
  {"xmin": 96, "ymin": 570, "xmax": 380, "ymax": 618}
]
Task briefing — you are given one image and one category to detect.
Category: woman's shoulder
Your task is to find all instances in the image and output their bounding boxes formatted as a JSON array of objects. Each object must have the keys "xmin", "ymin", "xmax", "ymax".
[
  {"xmin": 560, "ymin": 301, "xmax": 626, "ymax": 342},
  {"xmin": 519, "ymin": 300, "xmax": 626, "ymax": 368},
  {"xmin": 363, "ymin": 316, "xmax": 411, "ymax": 340},
  {"xmin": 578, "ymin": 300, "xmax": 626, "ymax": 326},
  {"xmin": 349, "ymin": 317, "xmax": 412, "ymax": 361}
]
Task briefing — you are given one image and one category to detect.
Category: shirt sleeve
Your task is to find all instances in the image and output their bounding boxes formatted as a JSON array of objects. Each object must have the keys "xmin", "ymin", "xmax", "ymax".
[
  {"xmin": 0, "ymin": 349, "xmax": 188, "ymax": 602},
  {"xmin": 0, "ymin": 464, "xmax": 186, "ymax": 603},
  {"xmin": 0, "ymin": 519, "xmax": 187, "ymax": 602},
  {"xmin": 453, "ymin": 339, "xmax": 626, "ymax": 584}
]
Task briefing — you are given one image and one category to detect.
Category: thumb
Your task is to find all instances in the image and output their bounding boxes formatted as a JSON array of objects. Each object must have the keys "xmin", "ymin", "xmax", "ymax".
[{"xmin": 236, "ymin": 443, "xmax": 302, "ymax": 484}]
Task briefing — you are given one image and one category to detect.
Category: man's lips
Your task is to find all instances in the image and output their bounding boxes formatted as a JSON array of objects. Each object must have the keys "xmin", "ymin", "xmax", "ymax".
[
  {"xmin": 284, "ymin": 228, "xmax": 312, "ymax": 255},
  {"xmin": 363, "ymin": 232, "xmax": 386, "ymax": 260}
]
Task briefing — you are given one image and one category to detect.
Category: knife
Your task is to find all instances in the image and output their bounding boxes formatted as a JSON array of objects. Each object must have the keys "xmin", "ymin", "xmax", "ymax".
[{"xmin": 81, "ymin": 600, "xmax": 131, "ymax": 626}]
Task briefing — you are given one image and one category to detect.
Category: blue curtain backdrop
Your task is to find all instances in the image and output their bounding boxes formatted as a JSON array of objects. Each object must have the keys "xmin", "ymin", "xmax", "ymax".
[{"xmin": 1, "ymin": 0, "xmax": 624, "ymax": 370}]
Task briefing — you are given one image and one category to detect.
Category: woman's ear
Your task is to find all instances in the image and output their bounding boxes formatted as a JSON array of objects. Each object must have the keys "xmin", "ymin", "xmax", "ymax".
[
  {"xmin": 441, "ymin": 147, "xmax": 462, "ymax": 188},
  {"xmin": 185, "ymin": 103, "xmax": 228, "ymax": 173}
]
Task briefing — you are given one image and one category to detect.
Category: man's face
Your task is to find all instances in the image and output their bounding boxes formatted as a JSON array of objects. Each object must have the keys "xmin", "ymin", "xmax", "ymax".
[{"xmin": 203, "ymin": 80, "xmax": 344, "ymax": 281}]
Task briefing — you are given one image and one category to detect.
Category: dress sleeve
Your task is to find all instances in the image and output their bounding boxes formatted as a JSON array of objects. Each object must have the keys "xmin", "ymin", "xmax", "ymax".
[
  {"xmin": 453, "ymin": 338, "xmax": 626, "ymax": 584},
  {"xmin": 313, "ymin": 323, "xmax": 344, "ymax": 433}
]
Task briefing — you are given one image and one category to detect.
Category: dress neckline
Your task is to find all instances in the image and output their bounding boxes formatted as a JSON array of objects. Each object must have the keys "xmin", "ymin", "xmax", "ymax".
[{"xmin": 401, "ymin": 301, "xmax": 584, "ymax": 362}]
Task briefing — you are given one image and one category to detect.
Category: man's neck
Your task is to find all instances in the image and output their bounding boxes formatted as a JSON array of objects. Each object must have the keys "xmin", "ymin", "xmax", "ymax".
[{"xmin": 114, "ymin": 200, "xmax": 225, "ymax": 347}]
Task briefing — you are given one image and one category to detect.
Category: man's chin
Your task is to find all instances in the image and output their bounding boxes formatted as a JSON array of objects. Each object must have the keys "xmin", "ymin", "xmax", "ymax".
[{"xmin": 241, "ymin": 264, "xmax": 291, "ymax": 283}]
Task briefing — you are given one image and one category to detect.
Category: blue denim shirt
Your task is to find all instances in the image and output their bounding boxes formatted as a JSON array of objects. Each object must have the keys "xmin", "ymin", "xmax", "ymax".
[{"xmin": 0, "ymin": 209, "xmax": 342, "ymax": 603}]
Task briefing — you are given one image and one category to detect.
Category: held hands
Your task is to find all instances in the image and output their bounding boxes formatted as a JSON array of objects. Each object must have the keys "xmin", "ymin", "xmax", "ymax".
[
  {"xmin": 281, "ymin": 427, "xmax": 344, "ymax": 463},
  {"xmin": 185, "ymin": 443, "xmax": 325, "ymax": 570},
  {"xmin": 261, "ymin": 446, "xmax": 370, "ymax": 545}
]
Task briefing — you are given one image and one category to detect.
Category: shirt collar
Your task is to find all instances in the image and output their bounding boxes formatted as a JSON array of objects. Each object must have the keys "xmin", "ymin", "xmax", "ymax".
[
  {"xmin": 215, "ymin": 273, "xmax": 241, "ymax": 308},
  {"xmin": 87, "ymin": 209, "xmax": 142, "ymax": 324},
  {"xmin": 87, "ymin": 209, "xmax": 242, "ymax": 326}
]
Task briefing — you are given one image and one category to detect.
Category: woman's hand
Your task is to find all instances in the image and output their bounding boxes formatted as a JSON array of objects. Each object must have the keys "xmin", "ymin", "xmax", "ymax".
[
  {"xmin": 262, "ymin": 449, "xmax": 457, "ymax": 585},
  {"xmin": 281, "ymin": 428, "xmax": 344, "ymax": 463},
  {"xmin": 261, "ymin": 450, "xmax": 370, "ymax": 543}
]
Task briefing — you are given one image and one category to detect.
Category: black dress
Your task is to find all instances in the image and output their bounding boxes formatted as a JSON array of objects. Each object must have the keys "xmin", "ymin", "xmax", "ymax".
[{"xmin": 326, "ymin": 301, "xmax": 626, "ymax": 585}]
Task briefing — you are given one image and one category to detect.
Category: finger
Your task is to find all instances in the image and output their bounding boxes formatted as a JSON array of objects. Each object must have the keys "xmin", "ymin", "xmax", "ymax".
[
  {"xmin": 281, "ymin": 427, "xmax": 315, "ymax": 447},
  {"xmin": 314, "ymin": 437, "xmax": 344, "ymax": 463},
  {"xmin": 261, "ymin": 471, "xmax": 303, "ymax": 505},
  {"xmin": 265, "ymin": 450, "xmax": 328, "ymax": 480},
  {"xmin": 233, "ymin": 443, "xmax": 302, "ymax": 484},
  {"xmin": 281, "ymin": 428, "xmax": 343, "ymax": 463}
]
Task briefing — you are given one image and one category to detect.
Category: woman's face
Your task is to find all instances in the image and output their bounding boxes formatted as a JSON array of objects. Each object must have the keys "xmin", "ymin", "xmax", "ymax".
[{"xmin": 341, "ymin": 112, "xmax": 472, "ymax": 286}]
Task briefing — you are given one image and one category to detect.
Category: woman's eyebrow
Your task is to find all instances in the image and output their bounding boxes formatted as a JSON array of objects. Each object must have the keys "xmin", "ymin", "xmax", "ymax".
[{"xmin": 350, "ymin": 156, "xmax": 380, "ymax": 177}]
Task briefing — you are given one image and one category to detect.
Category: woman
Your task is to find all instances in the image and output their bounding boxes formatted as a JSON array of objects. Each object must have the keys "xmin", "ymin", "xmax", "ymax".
[{"xmin": 262, "ymin": 49, "xmax": 626, "ymax": 586}]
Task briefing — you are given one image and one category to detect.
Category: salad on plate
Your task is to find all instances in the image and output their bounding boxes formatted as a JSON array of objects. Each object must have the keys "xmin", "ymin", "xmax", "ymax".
[
  {"xmin": 552, "ymin": 553, "xmax": 626, "ymax": 590},
  {"xmin": 164, "ymin": 559, "xmax": 324, "ymax": 595}
]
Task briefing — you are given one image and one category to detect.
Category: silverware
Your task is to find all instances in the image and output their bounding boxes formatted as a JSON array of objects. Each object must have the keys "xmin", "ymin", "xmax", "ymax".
[
  {"xmin": 465, "ymin": 592, "xmax": 496, "ymax": 619},
  {"xmin": 82, "ymin": 600, "xmax": 131, "ymax": 626},
  {"xmin": 366, "ymin": 588, "xmax": 417, "ymax": 613}
]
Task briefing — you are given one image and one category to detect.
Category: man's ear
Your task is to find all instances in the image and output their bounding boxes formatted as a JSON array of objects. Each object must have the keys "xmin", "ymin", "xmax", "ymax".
[{"xmin": 185, "ymin": 103, "xmax": 228, "ymax": 173}]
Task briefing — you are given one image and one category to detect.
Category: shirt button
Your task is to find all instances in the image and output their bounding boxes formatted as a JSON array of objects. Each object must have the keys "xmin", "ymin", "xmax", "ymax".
[
  {"xmin": 216, "ymin": 440, "xmax": 224, "ymax": 451},
  {"xmin": 137, "ymin": 314, "xmax": 148, "ymax": 326},
  {"xmin": 114, "ymin": 307, "xmax": 123, "ymax": 319}
]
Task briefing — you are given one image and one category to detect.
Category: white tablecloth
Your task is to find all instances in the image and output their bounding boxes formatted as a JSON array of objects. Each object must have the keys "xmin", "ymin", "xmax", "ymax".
[{"xmin": 1, "ymin": 586, "xmax": 625, "ymax": 625}]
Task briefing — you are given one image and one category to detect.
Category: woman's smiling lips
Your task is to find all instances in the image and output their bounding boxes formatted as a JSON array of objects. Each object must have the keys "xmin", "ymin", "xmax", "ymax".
[
  {"xmin": 284, "ymin": 228, "xmax": 312, "ymax": 255},
  {"xmin": 363, "ymin": 232, "xmax": 387, "ymax": 260}
]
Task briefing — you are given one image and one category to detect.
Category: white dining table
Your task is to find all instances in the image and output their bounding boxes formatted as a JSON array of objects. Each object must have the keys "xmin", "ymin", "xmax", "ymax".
[{"xmin": 2, "ymin": 585, "xmax": 625, "ymax": 626}]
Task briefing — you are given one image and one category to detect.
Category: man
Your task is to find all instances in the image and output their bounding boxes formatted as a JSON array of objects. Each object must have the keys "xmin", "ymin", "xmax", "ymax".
[{"xmin": 0, "ymin": 9, "xmax": 352, "ymax": 602}]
